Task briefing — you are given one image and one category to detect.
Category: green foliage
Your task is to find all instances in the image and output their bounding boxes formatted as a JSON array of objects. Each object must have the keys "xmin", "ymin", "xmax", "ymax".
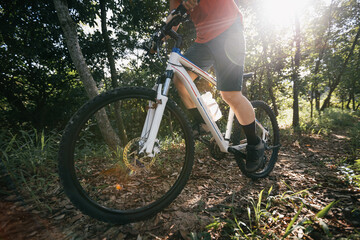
[
  {"xmin": 282, "ymin": 203, "xmax": 304, "ymax": 239},
  {"xmin": 316, "ymin": 200, "xmax": 339, "ymax": 218},
  {"xmin": 317, "ymin": 109, "xmax": 358, "ymax": 130},
  {"xmin": 280, "ymin": 105, "xmax": 360, "ymax": 186},
  {"xmin": 278, "ymin": 98, "xmax": 360, "ymax": 141},
  {"xmin": 195, "ymin": 186, "xmax": 340, "ymax": 239},
  {"xmin": 2, "ymin": 0, "xmax": 360, "ymax": 132},
  {"xmin": 0, "ymin": 129, "xmax": 61, "ymax": 211},
  {"xmin": 352, "ymin": 159, "xmax": 360, "ymax": 187},
  {"xmin": 300, "ymin": 107, "xmax": 360, "ymax": 158},
  {"xmin": 0, "ymin": 0, "xmax": 87, "ymax": 130}
]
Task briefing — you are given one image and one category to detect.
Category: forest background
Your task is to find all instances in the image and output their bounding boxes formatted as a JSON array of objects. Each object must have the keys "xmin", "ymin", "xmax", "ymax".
[
  {"xmin": 0, "ymin": 0, "xmax": 360, "ymax": 238},
  {"xmin": 1, "ymin": 0, "xmax": 360, "ymax": 131}
]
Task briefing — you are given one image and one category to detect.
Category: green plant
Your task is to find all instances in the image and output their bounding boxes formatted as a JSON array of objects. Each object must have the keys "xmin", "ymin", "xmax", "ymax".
[
  {"xmin": 196, "ymin": 185, "xmax": 341, "ymax": 239},
  {"xmin": 282, "ymin": 203, "xmax": 304, "ymax": 239},
  {"xmin": 228, "ymin": 187, "xmax": 274, "ymax": 239},
  {"xmin": 0, "ymin": 129, "xmax": 61, "ymax": 211},
  {"xmin": 282, "ymin": 200, "xmax": 340, "ymax": 238},
  {"xmin": 248, "ymin": 186, "xmax": 273, "ymax": 229}
]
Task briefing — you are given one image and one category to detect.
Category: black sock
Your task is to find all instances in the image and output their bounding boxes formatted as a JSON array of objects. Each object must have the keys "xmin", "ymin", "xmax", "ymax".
[
  {"xmin": 242, "ymin": 121, "xmax": 260, "ymax": 145},
  {"xmin": 189, "ymin": 108, "xmax": 205, "ymax": 124}
]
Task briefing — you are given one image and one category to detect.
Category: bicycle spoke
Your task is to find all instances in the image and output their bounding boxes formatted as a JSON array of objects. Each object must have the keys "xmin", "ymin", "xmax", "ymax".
[{"xmin": 59, "ymin": 88, "xmax": 194, "ymax": 223}]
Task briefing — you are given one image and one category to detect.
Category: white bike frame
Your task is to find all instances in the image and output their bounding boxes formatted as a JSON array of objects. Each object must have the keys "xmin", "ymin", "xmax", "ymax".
[{"xmin": 139, "ymin": 48, "xmax": 268, "ymax": 156}]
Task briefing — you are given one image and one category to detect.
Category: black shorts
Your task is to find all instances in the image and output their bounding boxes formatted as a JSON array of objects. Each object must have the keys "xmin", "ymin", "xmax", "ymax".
[{"xmin": 183, "ymin": 18, "xmax": 245, "ymax": 91}]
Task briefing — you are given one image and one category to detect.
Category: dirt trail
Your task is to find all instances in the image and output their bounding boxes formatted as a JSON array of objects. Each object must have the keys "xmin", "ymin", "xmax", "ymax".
[{"xmin": 0, "ymin": 132, "xmax": 359, "ymax": 239}]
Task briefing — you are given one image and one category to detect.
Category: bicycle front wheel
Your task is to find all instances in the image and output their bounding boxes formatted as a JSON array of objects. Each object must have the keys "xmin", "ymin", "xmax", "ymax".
[
  {"xmin": 234, "ymin": 100, "xmax": 280, "ymax": 179},
  {"xmin": 58, "ymin": 87, "xmax": 194, "ymax": 224}
]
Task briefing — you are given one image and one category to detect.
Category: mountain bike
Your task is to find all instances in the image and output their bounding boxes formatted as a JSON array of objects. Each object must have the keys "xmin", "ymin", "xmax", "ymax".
[{"xmin": 58, "ymin": 4, "xmax": 280, "ymax": 224}]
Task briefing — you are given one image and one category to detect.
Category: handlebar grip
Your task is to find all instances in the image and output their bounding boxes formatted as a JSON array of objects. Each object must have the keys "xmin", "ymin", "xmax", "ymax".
[
  {"xmin": 167, "ymin": 3, "xmax": 189, "ymax": 29},
  {"xmin": 178, "ymin": 0, "xmax": 200, "ymax": 14},
  {"xmin": 175, "ymin": 3, "xmax": 187, "ymax": 15},
  {"xmin": 147, "ymin": 1, "xmax": 195, "ymax": 54}
]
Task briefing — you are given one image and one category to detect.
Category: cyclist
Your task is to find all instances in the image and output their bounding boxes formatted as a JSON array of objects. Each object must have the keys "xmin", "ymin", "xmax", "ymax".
[{"xmin": 168, "ymin": 0, "xmax": 264, "ymax": 172}]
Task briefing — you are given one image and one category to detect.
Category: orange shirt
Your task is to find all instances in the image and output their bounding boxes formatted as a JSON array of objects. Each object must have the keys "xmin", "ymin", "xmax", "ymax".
[{"xmin": 174, "ymin": 0, "xmax": 242, "ymax": 43}]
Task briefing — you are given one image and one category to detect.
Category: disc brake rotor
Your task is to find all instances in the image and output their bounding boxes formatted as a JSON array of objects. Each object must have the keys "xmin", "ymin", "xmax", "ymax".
[{"xmin": 122, "ymin": 137, "xmax": 157, "ymax": 172}]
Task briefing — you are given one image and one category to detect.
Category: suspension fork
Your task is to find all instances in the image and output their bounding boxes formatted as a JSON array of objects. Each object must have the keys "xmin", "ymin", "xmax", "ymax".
[{"xmin": 139, "ymin": 71, "xmax": 173, "ymax": 156}]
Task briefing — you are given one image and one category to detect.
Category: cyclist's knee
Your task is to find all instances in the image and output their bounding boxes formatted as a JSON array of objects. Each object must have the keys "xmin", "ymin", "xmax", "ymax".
[
  {"xmin": 220, "ymin": 91, "xmax": 244, "ymax": 105},
  {"xmin": 173, "ymin": 75, "xmax": 183, "ymax": 88}
]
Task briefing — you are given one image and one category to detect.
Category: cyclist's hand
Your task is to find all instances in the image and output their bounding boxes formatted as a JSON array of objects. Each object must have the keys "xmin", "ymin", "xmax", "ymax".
[
  {"xmin": 183, "ymin": 0, "xmax": 198, "ymax": 11},
  {"xmin": 163, "ymin": 11, "xmax": 180, "ymax": 41},
  {"xmin": 149, "ymin": 43, "xmax": 156, "ymax": 54},
  {"xmin": 166, "ymin": 10, "xmax": 179, "ymax": 24},
  {"xmin": 166, "ymin": 0, "xmax": 198, "ymax": 25},
  {"xmin": 144, "ymin": 33, "xmax": 160, "ymax": 55}
]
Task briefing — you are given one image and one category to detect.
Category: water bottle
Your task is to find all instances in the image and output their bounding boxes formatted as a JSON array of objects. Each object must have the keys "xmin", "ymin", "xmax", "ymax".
[{"xmin": 201, "ymin": 92, "xmax": 222, "ymax": 121}]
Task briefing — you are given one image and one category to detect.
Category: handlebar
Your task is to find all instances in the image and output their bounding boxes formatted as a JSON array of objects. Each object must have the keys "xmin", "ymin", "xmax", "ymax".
[{"xmin": 144, "ymin": 3, "xmax": 192, "ymax": 55}]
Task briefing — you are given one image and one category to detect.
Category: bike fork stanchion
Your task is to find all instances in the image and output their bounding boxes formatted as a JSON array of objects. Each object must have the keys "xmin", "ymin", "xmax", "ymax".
[
  {"xmin": 140, "ymin": 100, "xmax": 156, "ymax": 140},
  {"xmin": 140, "ymin": 84, "xmax": 168, "ymax": 156}
]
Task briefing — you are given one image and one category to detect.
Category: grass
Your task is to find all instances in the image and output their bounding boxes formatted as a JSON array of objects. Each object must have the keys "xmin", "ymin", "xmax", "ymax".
[
  {"xmin": 305, "ymin": 109, "xmax": 360, "ymax": 186},
  {"xmin": 278, "ymin": 105, "xmax": 359, "ymax": 134},
  {"xmin": 0, "ymin": 129, "xmax": 61, "ymax": 211},
  {"xmin": 0, "ymin": 106, "xmax": 359, "ymax": 238},
  {"xmin": 192, "ymin": 107, "xmax": 360, "ymax": 239},
  {"xmin": 278, "ymin": 106, "xmax": 360, "ymax": 185},
  {"xmin": 191, "ymin": 185, "xmax": 345, "ymax": 239},
  {"xmin": 305, "ymin": 108, "xmax": 360, "ymax": 138}
]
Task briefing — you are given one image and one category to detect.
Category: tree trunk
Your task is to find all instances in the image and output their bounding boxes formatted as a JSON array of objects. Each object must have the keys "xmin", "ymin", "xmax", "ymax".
[
  {"xmin": 266, "ymin": 70, "xmax": 278, "ymax": 116},
  {"xmin": 320, "ymin": 25, "xmax": 360, "ymax": 111},
  {"xmin": 292, "ymin": 12, "xmax": 301, "ymax": 129},
  {"xmin": 346, "ymin": 95, "xmax": 352, "ymax": 109},
  {"xmin": 351, "ymin": 91, "xmax": 356, "ymax": 111},
  {"xmin": 258, "ymin": 73, "xmax": 263, "ymax": 100},
  {"xmin": 100, "ymin": 0, "xmax": 118, "ymax": 88},
  {"xmin": 260, "ymin": 37, "xmax": 279, "ymax": 116},
  {"xmin": 310, "ymin": 1, "xmax": 334, "ymax": 116},
  {"xmin": 100, "ymin": 0, "xmax": 128, "ymax": 145},
  {"xmin": 315, "ymin": 90, "xmax": 320, "ymax": 111},
  {"xmin": 310, "ymin": 92, "xmax": 314, "ymax": 118},
  {"xmin": 53, "ymin": 0, "xmax": 120, "ymax": 149}
]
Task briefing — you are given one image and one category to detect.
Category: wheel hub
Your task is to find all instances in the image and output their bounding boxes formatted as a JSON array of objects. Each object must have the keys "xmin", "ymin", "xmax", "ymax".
[{"xmin": 122, "ymin": 137, "xmax": 157, "ymax": 172}]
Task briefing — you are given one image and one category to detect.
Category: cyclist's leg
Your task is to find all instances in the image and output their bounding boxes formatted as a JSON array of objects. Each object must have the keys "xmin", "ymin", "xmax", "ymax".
[
  {"xmin": 209, "ymin": 19, "xmax": 256, "ymax": 137},
  {"xmin": 173, "ymin": 71, "xmax": 198, "ymax": 109},
  {"xmin": 220, "ymin": 91, "xmax": 254, "ymax": 126},
  {"xmin": 209, "ymin": 18, "xmax": 265, "ymax": 172},
  {"xmin": 173, "ymin": 43, "xmax": 214, "ymax": 108},
  {"xmin": 234, "ymin": 100, "xmax": 280, "ymax": 178},
  {"xmin": 173, "ymin": 43, "xmax": 214, "ymax": 130},
  {"xmin": 220, "ymin": 91, "xmax": 265, "ymax": 172}
]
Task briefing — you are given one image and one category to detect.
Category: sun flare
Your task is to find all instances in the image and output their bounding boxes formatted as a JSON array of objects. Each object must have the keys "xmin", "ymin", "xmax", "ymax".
[{"xmin": 260, "ymin": 0, "xmax": 311, "ymax": 27}]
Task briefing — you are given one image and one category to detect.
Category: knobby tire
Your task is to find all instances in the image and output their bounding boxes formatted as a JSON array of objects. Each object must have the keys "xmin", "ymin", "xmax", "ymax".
[{"xmin": 58, "ymin": 87, "xmax": 194, "ymax": 224}]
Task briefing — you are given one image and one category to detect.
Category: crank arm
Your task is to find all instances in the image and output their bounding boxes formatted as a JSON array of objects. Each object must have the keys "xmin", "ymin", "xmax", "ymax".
[{"xmin": 265, "ymin": 144, "xmax": 281, "ymax": 150}]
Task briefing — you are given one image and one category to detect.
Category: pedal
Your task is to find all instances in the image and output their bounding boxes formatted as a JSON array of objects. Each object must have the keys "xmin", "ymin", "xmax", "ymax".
[
  {"xmin": 228, "ymin": 146, "xmax": 246, "ymax": 158},
  {"xmin": 209, "ymin": 137, "xmax": 226, "ymax": 160},
  {"xmin": 265, "ymin": 144, "xmax": 281, "ymax": 150},
  {"xmin": 198, "ymin": 136, "xmax": 210, "ymax": 146}
]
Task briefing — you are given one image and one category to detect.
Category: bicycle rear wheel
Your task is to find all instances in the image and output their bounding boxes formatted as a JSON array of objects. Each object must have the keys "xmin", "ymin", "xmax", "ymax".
[
  {"xmin": 233, "ymin": 100, "xmax": 280, "ymax": 179},
  {"xmin": 58, "ymin": 87, "xmax": 194, "ymax": 224}
]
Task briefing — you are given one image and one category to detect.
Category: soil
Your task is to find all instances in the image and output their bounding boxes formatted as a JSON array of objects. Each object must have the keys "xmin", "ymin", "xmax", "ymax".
[{"xmin": 0, "ymin": 131, "xmax": 359, "ymax": 239}]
